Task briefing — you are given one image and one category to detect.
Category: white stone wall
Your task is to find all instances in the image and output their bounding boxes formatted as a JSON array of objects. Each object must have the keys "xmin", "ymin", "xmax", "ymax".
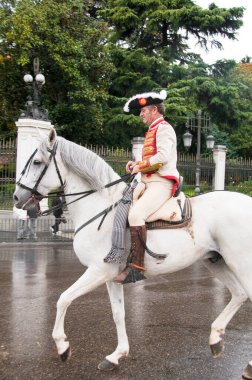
[{"xmin": 15, "ymin": 118, "xmax": 54, "ymax": 210}]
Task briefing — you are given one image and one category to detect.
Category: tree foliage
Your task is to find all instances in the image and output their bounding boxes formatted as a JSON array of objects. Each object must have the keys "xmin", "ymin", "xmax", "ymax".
[
  {"xmin": 165, "ymin": 59, "xmax": 252, "ymax": 156},
  {"xmin": 1, "ymin": 0, "xmax": 252, "ymax": 158},
  {"xmin": 0, "ymin": 0, "xmax": 114, "ymax": 142},
  {"xmin": 100, "ymin": 0, "xmax": 248, "ymax": 152},
  {"xmin": 101, "ymin": 0, "xmax": 243, "ymax": 60}
]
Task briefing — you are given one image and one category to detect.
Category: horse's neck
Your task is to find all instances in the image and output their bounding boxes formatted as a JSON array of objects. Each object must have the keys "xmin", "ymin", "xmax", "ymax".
[{"xmin": 64, "ymin": 171, "xmax": 124, "ymax": 227}]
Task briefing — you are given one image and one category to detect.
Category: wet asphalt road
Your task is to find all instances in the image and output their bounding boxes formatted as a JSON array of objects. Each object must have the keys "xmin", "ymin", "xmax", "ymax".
[{"xmin": 1, "ymin": 244, "xmax": 252, "ymax": 380}]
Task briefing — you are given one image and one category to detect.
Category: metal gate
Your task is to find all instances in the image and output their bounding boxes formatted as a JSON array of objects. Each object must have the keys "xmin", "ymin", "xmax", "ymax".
[{"xmin": 0, "ymin": 138, "xmax": 16, "ymax": 210}]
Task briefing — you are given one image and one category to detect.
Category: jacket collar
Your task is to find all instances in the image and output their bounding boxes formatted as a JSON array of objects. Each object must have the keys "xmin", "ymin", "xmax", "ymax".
[{"xmin": 148, "ymin": 117, "xmax": 164, "ymax": 130}]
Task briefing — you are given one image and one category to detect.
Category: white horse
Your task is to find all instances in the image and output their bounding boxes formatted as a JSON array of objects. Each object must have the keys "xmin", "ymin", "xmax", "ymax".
[{"xmin": 13, "ymin": 128, "xmax": 252, "ymax": 379}]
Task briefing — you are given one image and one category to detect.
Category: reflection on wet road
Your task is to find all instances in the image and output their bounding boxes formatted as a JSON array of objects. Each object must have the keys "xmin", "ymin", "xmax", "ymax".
[{"xmin": 0, "ymin": 245, "xmax": 252, "ymax": 379}]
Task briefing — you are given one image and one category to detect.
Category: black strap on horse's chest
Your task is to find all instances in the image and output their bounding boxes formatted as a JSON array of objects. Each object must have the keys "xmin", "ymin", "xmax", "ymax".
[{"xmin": 74, "ymin": 201, "xmax": 119, "ymax": 236}]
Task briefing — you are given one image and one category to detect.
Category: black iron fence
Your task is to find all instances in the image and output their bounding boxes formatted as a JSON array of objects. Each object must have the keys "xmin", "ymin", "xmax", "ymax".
[
  {"xmin": 0, "ymin": 138, "xmax": 16, "ymax": 210},
  {"xmin": 1, "ymin": 139, "xmax": 252, "ymax": 242},
  {"xmin": 2, "ymin": 139, "xmax": 252, "ymax": 202},
  {"xmin": 0, "ymin": 141, "xmax": 215, "ymax": 208},
  {"xmin": 177, "ymin": 153, "xmax": 215, "ymax": 195}
]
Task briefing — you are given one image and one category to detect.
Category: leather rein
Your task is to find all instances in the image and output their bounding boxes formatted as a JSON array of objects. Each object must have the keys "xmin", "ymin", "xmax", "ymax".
[{"xmin": 16, "ymin": 142, "xmax": 132, "ymax": 234}]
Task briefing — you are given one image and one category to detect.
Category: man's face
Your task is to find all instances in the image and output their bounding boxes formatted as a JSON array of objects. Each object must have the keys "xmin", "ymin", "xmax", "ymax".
[{"xmin": 140, "ymin": 105, "xmax": 157, "ymax": 126}]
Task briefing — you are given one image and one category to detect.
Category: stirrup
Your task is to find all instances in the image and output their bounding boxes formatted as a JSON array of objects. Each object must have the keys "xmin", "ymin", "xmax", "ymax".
[
  {"xmin": 122, "ymin": 266, "xmax": 146, "ymax": 284},
  {"xmin": 113, "ymin": 265, "xmax": 146, "ymax": 284}
]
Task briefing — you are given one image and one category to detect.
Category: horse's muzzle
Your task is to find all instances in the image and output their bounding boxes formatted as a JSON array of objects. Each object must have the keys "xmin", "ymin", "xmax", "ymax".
[{"xmin": 13, "ymin": 188, "xmax": 43, "ymax": 209}]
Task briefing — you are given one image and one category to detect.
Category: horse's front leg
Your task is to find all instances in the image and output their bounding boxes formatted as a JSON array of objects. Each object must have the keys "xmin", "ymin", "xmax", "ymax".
[
  {"xmin": 98, "ymin": 281, "xmax": 129, "ymax": 371},
  {"xmin": 52, "ymin": 266, "xmax": 108, "ymax": 361}
]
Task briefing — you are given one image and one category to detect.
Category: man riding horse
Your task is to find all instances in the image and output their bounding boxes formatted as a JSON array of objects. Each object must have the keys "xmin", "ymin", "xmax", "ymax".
[{"xmin": 112, "ymin": 90, "xmax": 180, "ymax": 284}]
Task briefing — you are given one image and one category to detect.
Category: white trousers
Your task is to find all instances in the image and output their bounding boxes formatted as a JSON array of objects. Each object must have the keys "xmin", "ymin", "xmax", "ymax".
[{"xmin": 128, "ymin": 180, "xmax": 174, "ymax": 226}]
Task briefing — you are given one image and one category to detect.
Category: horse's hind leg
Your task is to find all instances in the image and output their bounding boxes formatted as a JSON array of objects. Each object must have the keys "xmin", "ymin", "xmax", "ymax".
[
  {"xmin": 52, "ymin": 266, "xmax": 108, "ymax": 361},
  {"xmin": 224, "ymin": 260, "xmax": 252, "ymax": 379},
  {"xmin": 203, "ymin": 258, "xmax": 248, "ymax": 358},
  {"xmin": 98, "ymin": 281, "xmax": 129, "ymax": 370}
]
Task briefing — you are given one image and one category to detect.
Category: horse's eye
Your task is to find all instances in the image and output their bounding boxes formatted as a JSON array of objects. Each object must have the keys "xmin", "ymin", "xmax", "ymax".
[{"xmin": 33, "ymin": 160, "xmax": 41, "ymax": 165}]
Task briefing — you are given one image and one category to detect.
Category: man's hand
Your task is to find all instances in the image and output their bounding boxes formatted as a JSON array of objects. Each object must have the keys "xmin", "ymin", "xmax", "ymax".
[
  {"xmin": 126, "ymin": 160, "xmax": 140, "ymax": 174},
  {"xmin": 131, "ymin": 164, "xmax": 140, "ymax": 174},
  {"xmin": 126, "ymin": 160, "xmax": 136, "ymax": 173}
]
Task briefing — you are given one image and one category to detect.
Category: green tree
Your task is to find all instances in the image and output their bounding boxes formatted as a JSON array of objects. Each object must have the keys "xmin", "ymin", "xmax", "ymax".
[
  {"xmin": 0, "ymin": 0, "xmax": 248, "ymax": 156},
  {"xmin": 101, "ymin": 0, "xmax": 244, "ymax": 60},
  {"xmin": 0, "ymin": 0, "xmax": 114, "ymax": 142},
  {"xmin": 168, "ymin": 59, "xmax": 252, "ymax": 156},
  {"xmin": 100, "ymin": 0, "xmax": 245, "ymax": 148},
  {"xmin": 102, "ymin": 46, "xmax": 174, "ymax": 147}
]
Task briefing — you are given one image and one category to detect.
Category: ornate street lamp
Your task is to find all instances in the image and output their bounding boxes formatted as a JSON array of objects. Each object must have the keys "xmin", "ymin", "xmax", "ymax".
[
  {"xmin": 20, "ymin": 57, "xmax": 48, "ymax": 120},
  {"xmin": 206, "ymin": 134, "xmax": 215, "ymax": 150},
  {"xmin": 183, "ymin": 110, "xmax": 214, "ymax": 195},
  {"xmin": 182, "ymin": 130, "xmax": 193, "ymax": 149}
]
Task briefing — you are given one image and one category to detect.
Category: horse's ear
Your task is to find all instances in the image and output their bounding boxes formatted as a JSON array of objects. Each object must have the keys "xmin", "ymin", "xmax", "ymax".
[{"xmin": 48, "ymin": 128, "xmax": 57, "ymax": 145}]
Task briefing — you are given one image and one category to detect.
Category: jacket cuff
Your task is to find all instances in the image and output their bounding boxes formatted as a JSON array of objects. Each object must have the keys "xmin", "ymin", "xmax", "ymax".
[{"xmin": 138, "ymin": 161, "xmax": 163, "ymax": 173}]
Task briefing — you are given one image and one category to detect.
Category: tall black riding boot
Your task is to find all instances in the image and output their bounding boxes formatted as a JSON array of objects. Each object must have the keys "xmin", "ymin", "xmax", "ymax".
[{"xmin": 113, "ymin": 225, "xmax": 147, "ymax": 284}]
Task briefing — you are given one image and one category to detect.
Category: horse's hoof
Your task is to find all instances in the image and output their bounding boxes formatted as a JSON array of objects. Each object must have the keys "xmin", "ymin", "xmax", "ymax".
[
  {"xmin": 60, "ymin": 346, "xmax": 72, "ymax": 362},
  {"xmin": 242, "ymin": 364, "xmax": 252, "ymax": 379},
  {"xmin": 98, "ymin": 358, "xmax": 118, "ymax": 371},
  {"xmin": 210, "ymin": 339, "xmax": 224, "ymax": 358}
]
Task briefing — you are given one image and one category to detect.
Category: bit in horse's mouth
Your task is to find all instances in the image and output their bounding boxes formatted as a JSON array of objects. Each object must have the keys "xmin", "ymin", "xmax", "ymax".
[{"xmin": 22, "ymin": 195, "xmax": 43, "ymax": 209}]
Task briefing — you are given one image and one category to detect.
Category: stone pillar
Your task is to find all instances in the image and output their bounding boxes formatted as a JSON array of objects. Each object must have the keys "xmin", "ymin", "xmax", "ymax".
[
  {"xmin": 131, "ymin": 137, "xmax": 144, "ymax": 161},
  {"xmin": 15, "ymin": 118, "xmax": 54, "ymax": 210},
  {"xmin": 131, "ymin": 137, "xmax": 144, "ymax": 182},
  {"xmin": 213, "ymin": 145, "xmax": 227, "ymax": 191}
]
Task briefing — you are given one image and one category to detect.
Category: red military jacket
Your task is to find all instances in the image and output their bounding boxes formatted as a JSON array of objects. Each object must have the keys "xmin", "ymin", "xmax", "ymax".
[{"xmin": 137, "ymin": 117, "xmax": 180, "ymax": 194}]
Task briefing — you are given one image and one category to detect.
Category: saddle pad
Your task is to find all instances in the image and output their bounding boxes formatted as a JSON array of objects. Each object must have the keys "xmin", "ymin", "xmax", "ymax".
[{"xmin": 146, "ymin": 197, "xmax": 192, "ymax": 230}]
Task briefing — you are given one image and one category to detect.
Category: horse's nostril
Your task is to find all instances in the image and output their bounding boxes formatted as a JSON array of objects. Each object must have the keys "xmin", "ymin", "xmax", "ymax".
[{"xmin": 14, "ymin": 195, "xmax": 19, "ymax": 202}]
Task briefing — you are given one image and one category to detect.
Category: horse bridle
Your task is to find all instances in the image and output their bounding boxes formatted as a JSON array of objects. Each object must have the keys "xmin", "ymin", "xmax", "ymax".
[
  {"xmin": 16, "ymin": 142, "xmax": 64, "ymax": 197},
  {"xmin": 16, "ymin": 141, "xmax": 132, "ymax": 219},
  {"xmin": 17, "ymin": 142, "xmax": 132, "ymax": 236}
]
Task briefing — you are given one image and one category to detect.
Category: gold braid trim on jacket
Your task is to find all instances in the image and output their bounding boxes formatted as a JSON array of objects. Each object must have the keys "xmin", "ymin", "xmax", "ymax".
[{"xmin": 136, "ymin": 161, "xmax": 163, "ymax": 174}]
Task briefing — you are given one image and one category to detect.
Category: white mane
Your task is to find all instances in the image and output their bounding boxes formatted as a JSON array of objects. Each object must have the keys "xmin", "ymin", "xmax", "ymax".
[{"xmin": 40, "ymin": 136, "xmax": 119, "ymax": 190}]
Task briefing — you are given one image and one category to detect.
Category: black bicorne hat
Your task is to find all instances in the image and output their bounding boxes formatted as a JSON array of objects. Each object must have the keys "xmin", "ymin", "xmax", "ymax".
[{"xmin": 123, "ymin": 90, "xmax": 167, "ymax": 113}]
